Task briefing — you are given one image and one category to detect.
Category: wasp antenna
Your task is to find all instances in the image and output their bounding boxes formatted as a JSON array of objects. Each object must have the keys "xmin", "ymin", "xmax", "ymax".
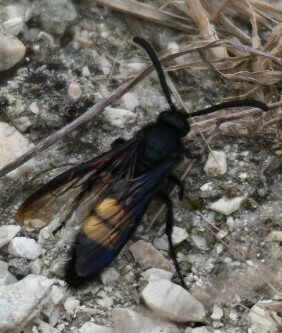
[
  {"xmin": 133, "ymin": 36, "xmax": 177, "ymax": 113},
  {"xmin": 186, "ymin": 99, "xmax": 268, "ymax": 118}
]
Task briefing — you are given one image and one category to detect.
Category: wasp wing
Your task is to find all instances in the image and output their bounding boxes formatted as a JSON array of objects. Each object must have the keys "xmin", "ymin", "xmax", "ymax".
[
  {"xmin": 65, "ymin": 160, "xmax": 173, "ymax": 287},
  {"xmin": 16, "ymin": 140, "xmax": 137, "ymax": 228}
]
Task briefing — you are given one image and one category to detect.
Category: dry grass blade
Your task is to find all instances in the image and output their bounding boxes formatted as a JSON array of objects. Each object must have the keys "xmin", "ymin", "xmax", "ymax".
[
  {"xmin": 95, "ymin": 0, "xmax": 194, "ymax": 32},
  {"xmin": 223, "ymin": 70, "xmax": 282, "ymax": 85},
  {"xmin": 185, "ymin": 0, "xmax": 228, "ymax": 59}
]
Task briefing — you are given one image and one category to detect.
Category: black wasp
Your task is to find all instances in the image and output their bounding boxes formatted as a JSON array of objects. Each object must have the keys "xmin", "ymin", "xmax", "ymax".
[{"xmin": 16, "ymin": 37, "xmax": 268, "ymax": 288}]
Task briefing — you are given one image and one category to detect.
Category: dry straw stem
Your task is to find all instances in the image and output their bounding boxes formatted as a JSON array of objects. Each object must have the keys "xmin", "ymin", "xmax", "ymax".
[
  {"xmin": 95, "ymin": 0, "xmax": 194, "ymax": 32},
  {"xmin": 185, "ymin": 0, "xmax": 228, "ymax": 59}
]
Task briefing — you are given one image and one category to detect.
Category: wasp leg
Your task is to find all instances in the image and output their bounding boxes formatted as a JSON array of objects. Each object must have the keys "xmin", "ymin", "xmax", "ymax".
[
  {"xmin": 167, "ymin": 174, "xmax": 184, "ymax": 200},
  {"xmin": 157, "ymin": 191, "xmax": 188, "ymax": 290}
]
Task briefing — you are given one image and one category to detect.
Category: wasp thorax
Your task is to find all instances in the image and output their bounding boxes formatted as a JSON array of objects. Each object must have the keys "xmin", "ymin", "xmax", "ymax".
[{"xmin": 157, "ymin": 111, "xmax": 190, "ymax": 137}]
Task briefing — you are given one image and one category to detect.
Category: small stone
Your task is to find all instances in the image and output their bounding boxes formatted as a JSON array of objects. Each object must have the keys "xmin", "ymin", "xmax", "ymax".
[
  {"xmin": 172, "ymin": 226, "xmax": 189, "ymax": 245},
  {"xmin": 141, "ymin": 268, "xmax": 173, "ymax": 282},
  {"xmin": 211, "ymin": 304, "xmax": 224, "ymax": 321},
  {"xmin": 191, "ymin": 233, "xmax": 208, "ymax": 250},
  {"xmin": 0, "ymin": 122, "xmax": 35, "ymax": 179},
  {"xmin": 121, "ymin": 92, "xmax": 138, "ymax": 111},
  {"xmin": 0, "ymin": 32, "xmax": 26, "ymax": 71},
  {"xmin": 0, "ymin": 225, "xmax": 21, "ymax": 248},
  {"xmin": 79, "ymin": 322, "xmax": 114, "ymax": 333},
  {"xmin": 103, "ymin": 107, "xmax": 136, "ymax": 128},
  {"xmin": 8, "ymin": 237, "xmax": 42, "ymax": 260},
  {"xmin": 96, "ymin": 291, "xmax": 113, "ymax": 308},
  {"xmin": 200, "ymin": 182, "xmax": 213, "ymax": 191},
  {"xmin": 67, "ymin": 81, "xmax": 82, "ymax": 101},
  {"xmin": 249, "ymin": 303, "xmax": 282, "ymax": 333},
  {"xmin": 3, "ymin": 17, "xmax": 24, "ymax": 36},
  {"xmin": 8, "ymin": 257, "xmax": 30, "ymax": 277},
  {"xmin": 64, "ymin": 297, "xmax": 80, "ymax": 314},
  {"xmin": 0, "ymin": 260, "xmax": 17, "ymax": 285},
  {"xmin": 142, "ymin": 279, "xmax": 206, "ymax": 322},
  {"xmin": 204, "ymin": 150, "xmax": 227, "ymax": 176},
  {"xmin": 40, "ymin": 0, "xmax": 78, "ymax": 35},
  {"xmin": 113, "ymin": 308, "xmax": 180, "ymax": 333},
  {"xmin": 33, "ymin": 319, "xmax": 60, "ymax": 333},
  {"xmin": 129, "ymin": 240, "xmax": 174, "ymax": 271},
  {"xmin": 30, "ymin": 259, "xmax": 42, "ymax": 275},
  {"xmin": 29, "ymin": 101, "xmax": 39, "ymax": 114},
  {"xmin": 266, "ymin": 231, "xmax": 282, "ymax": 243},
  {"xmin": 154, "ymin": 226, "xmax": 188, "ymax": 251},
  {"xmin": 50, "ymin": 285, "xmax": 66, "ymax": 305},
  {"xmin": 210, "ymin": 196, "xmax": 245, "ymax": 216},
  {"xmin": 82, "ymin": 65, "xmax": 90, "ymax": 77},
  {"xmin": 120, "ymin": 61, "xmax": 146, "ymax": 74},
  {"xmin": 100, "ymin": 267, "xmax": 120, "ymax": 284},
  {"xmin": 0, "ymin": 275, "xmax": 54, "ymax": 333}
]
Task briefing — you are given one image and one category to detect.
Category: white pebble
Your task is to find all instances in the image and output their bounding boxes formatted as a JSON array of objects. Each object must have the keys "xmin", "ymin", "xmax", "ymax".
[
  {"xmin": 120, "ymin": 61, "xmax": 145, "ymax": 74},
  {"xmin": 172, "ymin": 226, "xmax": 189, "ymax": 245},
  {"xmin": 129, "ymin": 240, "xmax": 173, "ymax": 271},
  {"xmin": 200, "ymin": 182, "xmax": 213, "ymax": 191},
  {"xmin": 142, "ymin": 279, "xmax": 206, "ymax": 322},
  {"xmin": 249, "ymin": 304, "xmax": 282, "ymax": 333},
  {"xmin": 0, "ymin": 122, "xmax": 35, "ymax": 179},
  {"xmin": 96, "ymin": 291, "xmax": 113, "ymax": 308},
  {"xmin": 204, "ymin": 150, "xmax": 227, "ymax": 176},
  {"xmin": 82, "ymin": 65, "xmax": 90, "ymax": 77},
  {"xmin": 141, "ymin": 268, "xmax": 173, "ymax": 282},
  {"xmin": 121, "ymin": 92, "xmax": 138, "ymax": 111},
  {"xmin": 68, "ymin": 81, "xmax": 82, "ymax": 101},
  {"xmin": 3, "ymin": 18, "xmax": 24, "ymax": 36},
  {"xmin": 191, "ymin": 234, "xmax": 208, "ymax": 250},
  {"xmin": 113, "ymin": 308, "xmax": 180, "ymax": 333},
  {"xmin": 0, "ymin": 225, "xmax": 21, "ymax": 248},
  {"xmin": 211, "ymin": 304, "xmax": 224, "ymax": 321},
  {"xmin": 0, "ymin": 275, "xmax": 54, "ymax": 333},
  {"xmin": 100, "ymin": 267, "xmax": 120, "ymax": 284},
  {"xmin": 8, "ymin": 237, "xmax": 42, "ymax": 260},
  {"xmin": 0, "ymin": 260, "xmax": 17, "ymax": 285},
  {"xmin": 210, "ymin": 196, "xmax": 245, "ymax": 216},
  {"xmin": 33, "ymin": 319, "xmax": 60, "ymax": 333},
  {"xmin": 79, "ymin": 322, "xmax": 114, "ymax": 333},
  {"xmin": 103, "ymin": 107, "xmax": 136, "ymax": 128},
  {"xmin": 0, "ymin": 32, "xmax": 26, "ymax": 71},
  {"xmin": 50, "ymin": 285, "xmax": 66, "ymax": 305},
  {"xmin": 29, "ymin": 101, "xmax": 39, "ymax": 114},
  {"xmin": 266, "ymin": 231, "xmax": 282, "ymax": 243},
  {"xmin": 64, "ymin": 297, "xmax": 80, "ymax": 314}
]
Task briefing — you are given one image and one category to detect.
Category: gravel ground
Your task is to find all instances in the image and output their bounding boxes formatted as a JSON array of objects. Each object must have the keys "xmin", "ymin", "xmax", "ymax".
[{"xmin": 0, "ymin": 1, "xmax": 281, "ymax": 333}]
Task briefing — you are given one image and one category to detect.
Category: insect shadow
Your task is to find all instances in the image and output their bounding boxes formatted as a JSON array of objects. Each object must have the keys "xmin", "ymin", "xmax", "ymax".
[{"xmin": 15, "ymin": 37, "xmax": 268, "ymax": 289}]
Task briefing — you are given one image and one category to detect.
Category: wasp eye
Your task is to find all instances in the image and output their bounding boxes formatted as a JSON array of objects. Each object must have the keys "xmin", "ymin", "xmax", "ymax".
[{"xmin": 158, "ymin": 111, "xmax": 190, "ymax": 137}]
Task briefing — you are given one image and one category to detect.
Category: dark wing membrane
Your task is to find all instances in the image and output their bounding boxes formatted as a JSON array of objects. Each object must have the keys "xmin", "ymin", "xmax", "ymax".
[
  {"xmin": 16, "ymin": 140, "xmax": 137, "ymax": 228},
  {"xmin": 65, "ymin": 160, "xmax": 173, "ymax": 287}
]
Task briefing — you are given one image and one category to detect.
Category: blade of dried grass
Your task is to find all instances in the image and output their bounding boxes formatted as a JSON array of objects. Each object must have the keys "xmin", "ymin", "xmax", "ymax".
[
  {"xmin": 224, "ymin": 71, "xmax": 282, "ymax": 85},
  {"xmin": 249, "ymin": 0, "xmax": 282, "ymax": 15},
  {"xmin": 185, "ymin": 0, "xmax": 228, "ymax": 59},
  {"xmin": 167, "ymin": 56, "xmax": 248, "ymax": 71},
  {"xmin": 95, "ymin": 0, "xmax": 194, "ymax": 32},
  {"xmin": 203, "ymin": 0, "xmax": 253, "ymax": 44},
  {"xmin": 230, "ymin": 1, "xmax": 273, "ymax": 29}
]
